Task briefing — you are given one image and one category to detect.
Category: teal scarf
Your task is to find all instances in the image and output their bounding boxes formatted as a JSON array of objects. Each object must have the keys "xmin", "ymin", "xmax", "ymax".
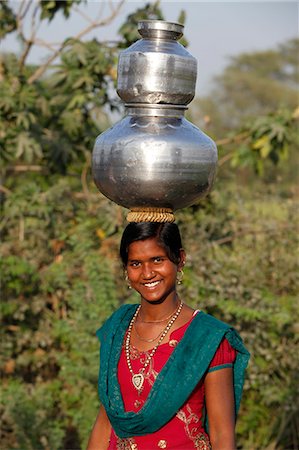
[{"xmin": 96, "ymin": 304, "xmax": 250, "ymax": 438}]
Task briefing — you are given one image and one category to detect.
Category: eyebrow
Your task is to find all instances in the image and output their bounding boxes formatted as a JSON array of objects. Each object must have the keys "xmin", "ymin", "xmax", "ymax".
[{"xmin": 128, "ymin": 255, "xmax": 166, "ymax": 262}]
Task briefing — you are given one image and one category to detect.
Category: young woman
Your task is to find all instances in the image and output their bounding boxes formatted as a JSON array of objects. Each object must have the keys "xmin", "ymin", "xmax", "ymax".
[{"xmin": 87, "ymin": 222, "xmax": 250, "ymax": 450}]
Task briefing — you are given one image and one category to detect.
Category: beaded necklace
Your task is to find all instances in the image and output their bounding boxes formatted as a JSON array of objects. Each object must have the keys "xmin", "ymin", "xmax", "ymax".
[{"xmin": 125, "ymin": 300, "xmax": 183, "ymax": 391}]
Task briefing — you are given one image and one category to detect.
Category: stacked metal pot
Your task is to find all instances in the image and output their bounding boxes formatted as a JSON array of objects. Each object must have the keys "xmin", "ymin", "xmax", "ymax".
[{"xmin": 92, "ymin": 20, "xmax": 217, "ymax": 222}]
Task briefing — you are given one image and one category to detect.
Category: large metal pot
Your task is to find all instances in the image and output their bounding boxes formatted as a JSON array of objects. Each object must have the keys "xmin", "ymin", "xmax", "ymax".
[
  {"xmin": 92, "ymin": 105, "xmax": 217, "ymax": 211},
  {"xmin": 92, "ymin": 20, "xmax": 217, "ymax": 222},
  {"xmin": 117, "ymin": 20, "xmax": 197, "ymax": 105}
]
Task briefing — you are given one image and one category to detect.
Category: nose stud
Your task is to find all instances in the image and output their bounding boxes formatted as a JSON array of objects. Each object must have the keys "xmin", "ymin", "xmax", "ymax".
[{"xmin": 143, "ymin": 270, "xmax": 155, "ymax": 278}]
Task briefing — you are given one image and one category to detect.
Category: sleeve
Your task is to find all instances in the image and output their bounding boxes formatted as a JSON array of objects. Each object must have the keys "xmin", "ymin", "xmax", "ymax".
[{"xmin": 207, "ymin": 337, "xmax": 236, "ymax": 373}]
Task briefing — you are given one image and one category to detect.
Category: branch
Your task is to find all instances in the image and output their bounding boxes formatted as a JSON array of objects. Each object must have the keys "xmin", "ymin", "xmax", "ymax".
[
  {"xmin": 73, "ymin": 5, "xmax": 94, "ymax": 25},
  {"xmin": 216, "ymin": 132, "xmax": 250, "ymax": 167},
  {"xmin": 27, "ymin": 42, "xmax": 65, "ymax": 84},
  {"xmin": 15, "ymin": 0, "xmax": 32, "ymax": 46},
  {"xmin": 34, "ymin": 38, "xmax": 58, "ymax": 53},
  {"xmin": 27, "ymin": 0, "xmax": 125, "ymax": 85},
  {"xmin": 96, "ymin": 1, "xmax": 106, "ymax": 21},
  {"xmin": 5, "ymin": 165, "xmax": 47, "ymax": 173},
  {"xmin": 0, "ymin": 185, "xmax": 12, "ymax": 195},
  {"xmin": 218, "ymin": 152, "xmax": 234, "ymax": 167},
  {"xmin": 19, "ymin": 39, "xmax": 34, "ymax": 70},
  {"xmin": 17, "ymin": 0, "xmax": 26, "ymax": 19},
  {"xmin": 17, "ymin": 0, "xmax": 33, "ymax": 23},
  {"xmin": 215, "ymin": 131, "xmax": 250, "ymax": 147},
  {"xmin": 19, "ymin": 4, "xmax": 40, "ymax": 70},
  {"xmin": 75, "ymin": 0, "xmax": 125, "ymax": 41}
]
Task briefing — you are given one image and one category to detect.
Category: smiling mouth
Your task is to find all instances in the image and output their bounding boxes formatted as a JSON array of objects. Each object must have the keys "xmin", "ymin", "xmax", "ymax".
[{"xmin": 143, "ymin": 280, "xmax": 161, "ymax": 288}]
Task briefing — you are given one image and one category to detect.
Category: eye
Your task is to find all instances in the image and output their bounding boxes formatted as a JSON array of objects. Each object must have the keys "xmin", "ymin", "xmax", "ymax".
[
  {"xmin": 129, "ymin": 261, "xmax": 141, "ymax": 268},
  {"xmin": 153, "ymin": 257, "xmax": 164, "ymax": 264}
]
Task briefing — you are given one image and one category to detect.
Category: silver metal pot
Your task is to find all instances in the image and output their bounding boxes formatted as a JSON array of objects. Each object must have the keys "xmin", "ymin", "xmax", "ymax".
[
  {"xmin": 92, "ymin": 20, "xmax": 217, "ymax": 222},
  {"xmin": 117, "ymin": 20, "xmax": 197, "ymax": 105},
  {"xmin": 93, "ymin": 105, "xmax": 217, "ymax": 211}
]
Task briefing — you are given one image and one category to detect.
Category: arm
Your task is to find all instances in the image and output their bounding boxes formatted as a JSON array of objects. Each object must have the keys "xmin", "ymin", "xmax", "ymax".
[
  {"xmin": 204, "ymin": 368, "xmax": 236, "ymax": 450},
  {"xmin": 86, "ymin": 405, "xmax": 112, "ymax": 450}
]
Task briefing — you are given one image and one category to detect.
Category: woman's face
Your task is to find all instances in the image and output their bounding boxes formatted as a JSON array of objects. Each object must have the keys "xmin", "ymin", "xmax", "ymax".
[{"xmin": 126, "ymin": 237, "xmax": 185, "ymax": 304}]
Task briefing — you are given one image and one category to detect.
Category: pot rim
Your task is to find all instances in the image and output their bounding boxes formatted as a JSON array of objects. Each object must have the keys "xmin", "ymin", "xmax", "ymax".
[{"xmin": 138, "ymin": 20, "xmax": 184, "ymax": 40}]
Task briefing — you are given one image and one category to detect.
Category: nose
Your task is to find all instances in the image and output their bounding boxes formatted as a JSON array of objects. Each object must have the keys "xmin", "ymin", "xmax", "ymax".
[{"xmin": 142, "ymin": 263, "xmax": 155, "ymax": 279}]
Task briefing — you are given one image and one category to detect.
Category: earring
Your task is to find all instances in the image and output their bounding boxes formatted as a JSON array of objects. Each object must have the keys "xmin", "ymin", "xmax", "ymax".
[
  {"xmin": 176, "ymin": 269, "xmax": 184, "ymax": 285},
  {"xmin": 124, "ymin": 271, "xmax": 132, "ymax": 289}
]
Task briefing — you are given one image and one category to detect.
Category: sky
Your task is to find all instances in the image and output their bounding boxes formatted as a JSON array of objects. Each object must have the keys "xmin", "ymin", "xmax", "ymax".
[{"xmin": 2, "ymin": 1, "xmax": 298, "ymax": 96}]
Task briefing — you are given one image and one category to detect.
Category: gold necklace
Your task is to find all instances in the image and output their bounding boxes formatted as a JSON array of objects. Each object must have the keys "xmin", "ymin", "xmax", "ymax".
[
  {"xmin": 125, "ymin": 300, "xmax": 183, "ymax": 391},
  {"xmin": 138, "ymin": 305, "xmax": 179, "ymax": 324}
]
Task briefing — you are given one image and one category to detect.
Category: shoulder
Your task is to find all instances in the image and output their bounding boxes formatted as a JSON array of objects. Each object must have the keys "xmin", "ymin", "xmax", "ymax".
[
  {"xmin": 194, "ymin": 311, "xmax": 249, "ymax": 355},
  {"xmin": 96, "ymin": 304, "xmax": 138, "ymax": 341}
]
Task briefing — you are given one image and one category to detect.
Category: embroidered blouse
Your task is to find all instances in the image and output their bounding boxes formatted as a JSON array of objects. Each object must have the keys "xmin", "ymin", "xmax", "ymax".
[{"xmin": 108, "ymin": 313, "xmax": 236, "ymax": 450}]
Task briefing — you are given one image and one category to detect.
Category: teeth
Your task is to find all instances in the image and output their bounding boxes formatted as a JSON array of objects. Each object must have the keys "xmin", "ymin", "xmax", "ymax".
[{"xmin": 144, "ymin": 281, "xmax": 160, "ymax": 287}]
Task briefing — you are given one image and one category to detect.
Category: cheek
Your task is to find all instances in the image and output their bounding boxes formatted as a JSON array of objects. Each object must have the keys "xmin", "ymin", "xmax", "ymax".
[
  {"xmin": 127, "ymin": 268, "xmax": 138, "ymax": 281},
  {"xmin": 161, "ymin": 265, "xmax": 178, "ymax": 279}
]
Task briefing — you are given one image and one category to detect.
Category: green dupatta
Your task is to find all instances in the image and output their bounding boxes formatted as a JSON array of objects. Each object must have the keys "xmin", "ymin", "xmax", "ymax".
[{"xmin": 96, "ymin": 304, "xmax": 250, "ymax": 438}]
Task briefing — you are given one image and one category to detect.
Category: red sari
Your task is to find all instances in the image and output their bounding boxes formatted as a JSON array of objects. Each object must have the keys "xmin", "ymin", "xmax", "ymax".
[{"xmin": 108, "ymin": 313, "xmax": 236, "ymax": 450}]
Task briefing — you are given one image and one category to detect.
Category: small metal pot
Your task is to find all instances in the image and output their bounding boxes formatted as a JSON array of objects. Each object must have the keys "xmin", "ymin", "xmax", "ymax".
[{"xmin": 117, "ymin": 20, "xmax": 197, "ymax": 105}]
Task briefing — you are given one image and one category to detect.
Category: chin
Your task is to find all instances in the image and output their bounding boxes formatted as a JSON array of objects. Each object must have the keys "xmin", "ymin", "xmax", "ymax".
[
  {"xmin": 142, "ymin": 298, "xmax": 165, "ymax": 305},
  {"xmin": 140, "ymin": 291, "xmax": 174, "ymax": 305}
]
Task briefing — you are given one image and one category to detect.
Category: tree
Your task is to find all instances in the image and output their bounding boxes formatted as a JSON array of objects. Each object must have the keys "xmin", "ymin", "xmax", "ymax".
[
  {"xmin": 190, "ymin": 39, "xmax": 299, "ymax": 132},
  {"xmin": 1, "ymin": 2, "xmax": 298, "ymax": 449},
  {"xmin": 188, "ymin": 40, "xmax": 299, "ymax": 178},
  {"xmin": 0, "ymin": 2, "xmax": 186, "ymax": 449}
]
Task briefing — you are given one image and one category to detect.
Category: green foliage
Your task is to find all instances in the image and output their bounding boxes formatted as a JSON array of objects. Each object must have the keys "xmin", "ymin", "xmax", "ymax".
[
  {"xmin": 230, "ymin": 108, "xmax": 298, "ymax": 175},
  {"xmin": 2, "ymin": 380, "xmax": 65, "ymax": 450},
  {"xmin": 39, "ymin": 0, "xmax": 85, "ymax": 22},
  {"xmin": 0, "ymin": 3, "xmax": 17, "ymax": 38},
  {"xmin": 1, "ymin": 176, "xmax": 122, "ymax": 449},
  {"xmin": 191, "ymin": 38, "xmax": 299, "ymax": 134},
  {"xmin": 190, "ymin": 40, "xmax": 298, "ymax": 180},
  {"xmin": 118, "ymin": 2, "xmax": 164, "ymax": 46},
  {"xmin": 176, "ymin": 185, "xmax": 299, "ymax": 449},
  {"xmin": 117, "ymin": 2, "xmax": 188, "ymax": 48},
  {"xmin": 0, "ymin": 45, "xmax": 113, "ymax": 171}
]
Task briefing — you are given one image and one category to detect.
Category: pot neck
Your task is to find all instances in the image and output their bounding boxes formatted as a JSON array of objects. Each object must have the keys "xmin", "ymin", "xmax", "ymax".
[{"xmin": 125, "ymin": 104, "xmax": 187, "ymax": 118}]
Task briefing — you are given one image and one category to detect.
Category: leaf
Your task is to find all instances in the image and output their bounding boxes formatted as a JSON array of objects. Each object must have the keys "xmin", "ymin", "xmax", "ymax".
[
  {"xmin": 15, "ymin": 132, "xmax": 43, "ymax": 162},
  {"xmin": 0, "ymin": 3, "xmax": 17, "ymax": 38},
  {"xmin": 260, "ymin": 142, "xmax": 272, "ymax": 159},
  {"xmin": 252, "ymin": 135, "xmax": 269, "ymax": 150}
]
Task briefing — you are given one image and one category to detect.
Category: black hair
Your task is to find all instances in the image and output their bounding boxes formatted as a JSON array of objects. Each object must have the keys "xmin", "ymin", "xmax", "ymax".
[{"xmin": 120, "ymin": 222, "xmax": 183, "ymax": 267}]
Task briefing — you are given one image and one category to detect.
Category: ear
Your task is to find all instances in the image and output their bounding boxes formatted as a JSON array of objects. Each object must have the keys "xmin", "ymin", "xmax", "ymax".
[{"xmin": 178, "ymin": 248, "xmax": 186, "ymax": 271}]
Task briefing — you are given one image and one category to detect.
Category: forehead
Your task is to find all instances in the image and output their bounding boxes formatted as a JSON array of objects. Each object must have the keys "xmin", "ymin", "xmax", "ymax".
[{"xmin": 128, "ymin": 237, "xmax": 167, "ymax": 260}]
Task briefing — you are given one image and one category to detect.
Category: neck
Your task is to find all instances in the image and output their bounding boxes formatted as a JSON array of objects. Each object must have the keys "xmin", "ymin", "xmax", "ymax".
[{"xmin": 139, "ymin": 294, "xmax": 180, "ymax": 322}]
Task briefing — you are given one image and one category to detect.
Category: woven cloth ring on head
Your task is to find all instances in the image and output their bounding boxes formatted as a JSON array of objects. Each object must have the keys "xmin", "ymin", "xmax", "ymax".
[{"xmin": 127, "ymin": 208, "xmax": 175, "ymax": 223}]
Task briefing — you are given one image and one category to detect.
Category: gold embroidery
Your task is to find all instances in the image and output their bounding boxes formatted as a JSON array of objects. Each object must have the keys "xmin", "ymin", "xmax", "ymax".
[
  {"xmin": 116, "ymin": 436, "xmax": 138, "ymax": 449},
  {"xmin": 193, "ymin": 434, "xmax": 211, "ymax": 450},
  {"xmin": 134, "ymin": 399, "xmax": 142, "ymax": 409},
  {"xmin": 176, "ymin": 404, "xmax": 211, "ymax": 449},
  {"xmin": 158, "ymin": 439, "xmax": 167, "ymax": 448}
]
